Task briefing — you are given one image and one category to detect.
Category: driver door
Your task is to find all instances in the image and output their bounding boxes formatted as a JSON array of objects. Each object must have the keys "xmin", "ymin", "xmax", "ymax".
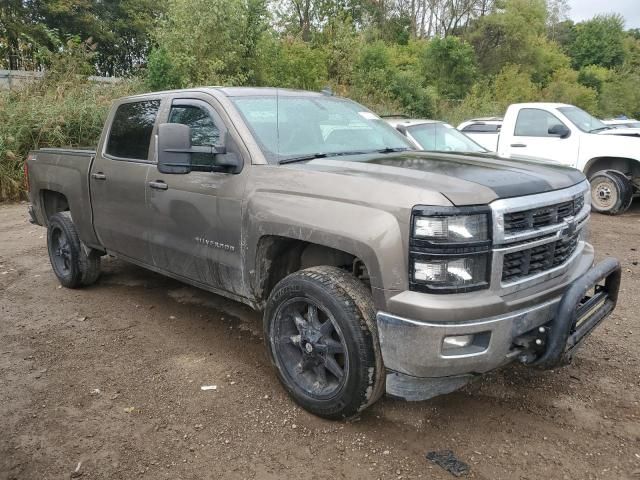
[
  {"xmin": 146, "ymin": 95, "xmax": 249, "ymax": 296},
  {"xmin": 504, "ymin": 108, "xmax": 579, "ymax": 167}
]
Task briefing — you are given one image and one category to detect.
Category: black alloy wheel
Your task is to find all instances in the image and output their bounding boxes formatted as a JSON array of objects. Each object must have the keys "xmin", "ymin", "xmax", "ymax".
[{"xmin": 272, "ymin": 297, "xmax": 348, "ymax": 399}]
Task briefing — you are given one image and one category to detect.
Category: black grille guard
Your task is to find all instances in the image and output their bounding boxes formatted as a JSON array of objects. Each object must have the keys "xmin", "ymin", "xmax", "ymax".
[{"xmin": 532, "ymin": 257, "xmax": 621, "ymax": 369}]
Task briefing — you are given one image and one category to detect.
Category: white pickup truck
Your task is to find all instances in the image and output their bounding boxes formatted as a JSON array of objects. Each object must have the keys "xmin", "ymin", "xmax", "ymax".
[{"xmin": 459, "ymin": 103, "xmax": 640, "ymax": 214}]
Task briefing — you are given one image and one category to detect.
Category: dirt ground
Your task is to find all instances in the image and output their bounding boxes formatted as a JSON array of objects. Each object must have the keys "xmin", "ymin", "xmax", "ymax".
[{"xmin": 1, "ymin": 202, "xmax": 639, "ymax": 480}]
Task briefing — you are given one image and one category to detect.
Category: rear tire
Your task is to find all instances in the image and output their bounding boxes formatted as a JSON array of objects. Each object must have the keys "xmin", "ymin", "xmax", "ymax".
[
  {"xmin": 47, "ymin": 212, "xmax": 101, "ymax": 288},
  {"xmin": 589, "ymin": 170, "xmax": 632, "ymax": 215},
  {"xmin": 264, "ymin": 266, "xmax": 384, "ymax": 419}
]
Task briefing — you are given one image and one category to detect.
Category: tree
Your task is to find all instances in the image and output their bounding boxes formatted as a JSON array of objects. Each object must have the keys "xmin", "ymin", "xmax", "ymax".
[
  {"xmin": 542, "ymin": 68, "xmax": 598, "ymax": 112},
  {"xmin": 598, "ymin": 71, "xmax": 640, "ymax": 119},
  {"xmin": 0, "ymin": 0, "xmax": 53, "ymax": 70},
  {"xmin": 577, "ymin": 64, "xmax": 611, "ymax": 94},
  {"xmin": 546, "ymin": 0, "xmax": 569, "ymax": 41},
  {"xmin": 493, "ymin": 64, "xmax": 539, "ymax": 109},
  {"xmin": 569, "ymin": 14, "xmax": 626, "ymax": 69},
  {"xmin": 150, "ymin": 0, "xmax": 269, "ymax": 87},
  {"xmin": 255, "ymin": 35, "xmax": 328, "ymax": 90},
  {"xmin": 467, "ymin": 0, "xmax": 548, "ymax": 75},
  {"xmin": 421, "ymin": 36, "xmax": 476, "ymax": 99}
]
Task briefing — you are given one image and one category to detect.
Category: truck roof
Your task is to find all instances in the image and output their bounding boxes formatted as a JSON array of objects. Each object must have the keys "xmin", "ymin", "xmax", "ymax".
[
  {"xmin": 509, "ymin": 102, "xmax": 573, "ymax": 109},
  {"xmin": 119, "ymin": 86, "xmax": 327, "ymax": 101},
  {"xmin": 384, "ymin": 118, "xmax": 443, "ymax": 128}
]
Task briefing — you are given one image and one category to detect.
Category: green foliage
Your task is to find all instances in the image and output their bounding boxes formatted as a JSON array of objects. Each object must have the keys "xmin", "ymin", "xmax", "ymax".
[
  {"xmin": 150, "ymin": 0, "xmax": 270, "ymax": 88},
  {"xmin": 145, "ymin": 47, "xmax": 182, "ymax": 90},
  {"xmin": 438, "ymin": 80, "xmax": 500, "ymax": 126},
  {"xmin": 318, "ymin": 17, "xmax": 363, "ymax": 86},
  {"xmin": 622, "ymin": 35, "xmax": 640, "ymax": 71},
  {"xmin": 388, "ymin": 71, "xmax": 436, "ymax": 118},
  {"xmin": 468, "ymin": 0, "xmax": 548, "ymax": 75},
  {"xmin": 598, "ymin": 71, "xmax": 640, "ymax": 119},
  {"xmin": 542, "ymin": 68, "xmax": 598, "ymax": 111},
  {"xmin": 0, "ymin": 0, "xmax": 163, "ymax": 75},
  {"xmin": 569, "ymin": 14, "xmax": 626, "ymax": 69},
  {"xmin": 577, "ymin": 65, "xmax": 611, "ymax": 94},
  {"xmin": 0, "ymin": 51, "xmax": 141, "ymax": 201},
  {"xmin": 349, "ymin": 41, "xmax": 434, "ymax": 117},
  {"xmin": 421, "ymin": 36, "xmax": 476, "ymax": 99},
  {"xmin": 255, "ymin": 36, "xmax": 328, "ymax": 90},
  {"xmin": 493, "ymin": 65, "xmax": 540, "ymax": 109}
]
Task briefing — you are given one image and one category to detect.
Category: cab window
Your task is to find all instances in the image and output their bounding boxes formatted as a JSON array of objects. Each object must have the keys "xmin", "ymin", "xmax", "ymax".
[
  {"xmin": 514, "ymin": 108, "xmax": 567, "ymax": 137},
  {"xmin": 106, "ymin": 100, "xmax": 161, "ymax": 160},
  {"xmin": 168, "ymin": 103, "xmax": 221, "ymax": 167}
]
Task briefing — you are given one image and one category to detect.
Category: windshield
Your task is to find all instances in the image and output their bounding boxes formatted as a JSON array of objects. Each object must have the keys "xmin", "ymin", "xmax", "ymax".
[
  {"xmin": 558, "ymin": 106, "xmax": 608, "ymax": 133},
  {"xmin": 407, "ymin": 123, "xmax": 487, "ymax": 153},
  {"xmin": 230, "ymin": 94, "xmax": 412, "ymax": 163}
]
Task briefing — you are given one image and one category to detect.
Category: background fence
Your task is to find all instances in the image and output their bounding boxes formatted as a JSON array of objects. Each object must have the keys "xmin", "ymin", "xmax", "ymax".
[{"xmin": 0, "ymin": 70, "xmax": 120, "ymax": 90}]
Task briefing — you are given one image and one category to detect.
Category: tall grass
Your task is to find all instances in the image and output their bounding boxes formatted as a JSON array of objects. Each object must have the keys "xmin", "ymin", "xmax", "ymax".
[{"xmin": 0, "ymin": 52, "xmax": 141, "ymax": 201}]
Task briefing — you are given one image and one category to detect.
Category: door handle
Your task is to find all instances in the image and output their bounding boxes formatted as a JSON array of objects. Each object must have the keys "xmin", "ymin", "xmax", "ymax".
[
  {"xmin": 148, "ymin": 181, "xmax": 168, "ymax": 191},
  {"xmin": 91, "ymin": 172, "xmax": 107, "ymax": 180},
  {"xmin": 510, "ymin": 143, "xmax": 527, "ymax": 148}
]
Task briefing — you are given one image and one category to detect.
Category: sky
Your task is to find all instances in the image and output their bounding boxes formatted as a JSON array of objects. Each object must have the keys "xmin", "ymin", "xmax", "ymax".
[{"xmin": 567, "ymin": 0, "xmax": 640, "ymax": 29}]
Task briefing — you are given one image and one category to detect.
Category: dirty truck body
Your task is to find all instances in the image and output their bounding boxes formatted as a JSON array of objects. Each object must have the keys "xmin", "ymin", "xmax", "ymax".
[{"xmin": 26, "ymin": 88, "xmax": 621, "ymax": 419}]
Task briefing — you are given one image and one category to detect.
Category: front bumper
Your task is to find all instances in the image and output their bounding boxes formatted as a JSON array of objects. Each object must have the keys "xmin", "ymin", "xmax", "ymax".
[{"xmin": 377, "ymin": 258, "xmax": 621, "ymax": 400}]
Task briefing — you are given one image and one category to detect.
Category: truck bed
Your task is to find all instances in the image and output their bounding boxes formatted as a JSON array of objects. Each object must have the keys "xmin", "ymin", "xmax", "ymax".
[{"xmin": 27, "ymin": 147, "xmax": 99, "ymax": 248}]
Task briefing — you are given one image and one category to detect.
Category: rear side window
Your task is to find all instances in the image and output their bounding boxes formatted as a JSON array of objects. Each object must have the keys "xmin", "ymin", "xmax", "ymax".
[{"xmin": 106, "ymin": 100, "xmax": 161, "ymax": 160}]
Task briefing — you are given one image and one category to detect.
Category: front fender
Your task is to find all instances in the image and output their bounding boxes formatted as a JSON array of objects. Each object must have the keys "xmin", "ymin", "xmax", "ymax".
[{"xmin": 244, "ymin": 191, "xmax": 408, "ymax": 294}]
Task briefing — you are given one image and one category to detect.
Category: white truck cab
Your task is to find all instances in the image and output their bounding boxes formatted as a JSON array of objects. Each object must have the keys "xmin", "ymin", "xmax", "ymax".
[{"xmin": 459, "ymin": 103, "xmax": 640, "ymax": 214}]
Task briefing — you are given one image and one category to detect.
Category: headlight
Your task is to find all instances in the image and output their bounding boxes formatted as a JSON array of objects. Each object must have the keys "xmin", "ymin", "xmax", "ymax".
[
  {"xmin": 413, "ymin": 214, "xmax": 488, "ymax": 243},
  {"xmin": 411, "ymin": 254, "xmax": 489, "ymax": 292},
  {"xmin": 410, "ymin": 207, "xmax": 492, "ymax": 293}
]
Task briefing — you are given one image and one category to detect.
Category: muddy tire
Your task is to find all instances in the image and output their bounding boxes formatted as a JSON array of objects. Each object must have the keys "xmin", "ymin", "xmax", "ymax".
[
  {"xmin": 47, "ymin": 212, "xmax": 101, "ymax": 289},
  {"xmin": 589, "ymin": 170, "xmax": 632, "ymax": 215},
  {"xmin": 264, "ymin": 266, "xmax": 384, "ymax": 419}
]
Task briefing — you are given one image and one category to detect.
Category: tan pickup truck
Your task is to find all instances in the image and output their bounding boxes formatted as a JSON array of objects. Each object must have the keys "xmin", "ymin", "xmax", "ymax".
[{"xmin": 25, "ymin": 87, "xmax": 621, "ymax": 419}]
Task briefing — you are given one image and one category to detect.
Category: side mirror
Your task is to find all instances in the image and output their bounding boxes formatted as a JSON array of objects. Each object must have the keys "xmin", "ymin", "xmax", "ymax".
[
  {"xmin": 157, "ymin": 124, "xmax": 242, "ymax": 174},
  {"xmin": 211, "ymin": 131, "xmax": 242, "ymax": 173},
  {"xmin": 157, "ymin": 123, "xmax": 192, "ymax": 174},
  {"xmin": 548, "ymin": 124, "xmax": 571, "ymax": 139}
]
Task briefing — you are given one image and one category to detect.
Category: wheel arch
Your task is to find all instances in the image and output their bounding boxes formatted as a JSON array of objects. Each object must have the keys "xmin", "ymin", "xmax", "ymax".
[
  {"xmin": 40, "ymin": 189, "xmax": 70, "ymax": 225},
  {"xmin": 583, "ymin": 156, "xmax": 640, "ymax": 180},
  {"xmin": 251, "ymin": 235, "xmax": 381, "ymax": 308}
]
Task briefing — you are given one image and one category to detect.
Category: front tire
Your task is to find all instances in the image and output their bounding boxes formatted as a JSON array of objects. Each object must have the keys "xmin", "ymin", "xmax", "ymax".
[
  {"xmin": 589, "ymin": 170, "xmax": 632, "ymax": 215},
  {"xmin": 47, "ymin": 212, "xmax": 101, "ymax": 288},
  {"xmin": 264, "ymin": 266, "xmax": 384, "ymax": 419}
]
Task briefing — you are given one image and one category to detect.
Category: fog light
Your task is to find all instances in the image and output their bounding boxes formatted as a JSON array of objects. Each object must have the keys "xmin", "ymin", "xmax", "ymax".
[{"xmin": 443, "ymin": 334, "xmax": 474, "ymax": 350}]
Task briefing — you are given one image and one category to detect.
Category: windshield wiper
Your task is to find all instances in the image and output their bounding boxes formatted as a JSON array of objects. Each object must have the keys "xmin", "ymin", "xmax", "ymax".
[
  {"xmin": 589, "ymin": 126, "xmax": 612, "ymax": 133},
  {"xmin": 376, "ymin": 147, "xmax": 411, "ymax": 153},
  {"xmin": 278, "ymin": 147, "xmax": 411, "ymax": 165},
  {"xmin": 278, "ymin": 153, "xmax": 328, "ymax": 165}
]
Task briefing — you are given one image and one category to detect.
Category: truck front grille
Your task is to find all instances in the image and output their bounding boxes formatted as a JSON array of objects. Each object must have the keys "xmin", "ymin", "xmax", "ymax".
[
  {"xmin": 504, "ymin": 196, "xmax": 584, "ymax": 234},
  {"xmin": 502, "ymin": 231, "xmax": 580, "ymax": 282}
]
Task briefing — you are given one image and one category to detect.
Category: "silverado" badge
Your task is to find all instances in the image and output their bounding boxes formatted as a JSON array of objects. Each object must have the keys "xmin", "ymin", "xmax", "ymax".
[{"xmin": 194, "ymin": 236, "xmax": 236, "ymax": 252}]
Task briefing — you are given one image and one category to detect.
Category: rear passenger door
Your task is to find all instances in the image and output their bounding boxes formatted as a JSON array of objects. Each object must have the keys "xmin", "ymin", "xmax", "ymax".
[{"xmin": 90, "ymin": 98, "xmax": 161, "ymax": 264}]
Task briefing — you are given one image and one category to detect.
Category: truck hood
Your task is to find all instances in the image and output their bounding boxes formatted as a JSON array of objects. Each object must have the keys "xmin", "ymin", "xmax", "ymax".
[
  {"xmin": 598, "ymin": 127, "xmax": 640, "ymax": 137},
  {"xmin": 291, "ymin": 151, "xmax": 585, "ymax": 206}
]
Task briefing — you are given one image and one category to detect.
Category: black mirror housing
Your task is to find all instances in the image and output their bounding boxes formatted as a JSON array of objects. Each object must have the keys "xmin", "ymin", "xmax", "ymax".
[
  {"xmin": 157, "ymin": 124, "xmax": 241, "ymax": 174},
  {"xmin": 157, "ymin": 123, "xmax": 192, "ymax": 174},
  {"xmin": 548, "ymin": 124, "xmax": 571, "ymax": 138}
]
